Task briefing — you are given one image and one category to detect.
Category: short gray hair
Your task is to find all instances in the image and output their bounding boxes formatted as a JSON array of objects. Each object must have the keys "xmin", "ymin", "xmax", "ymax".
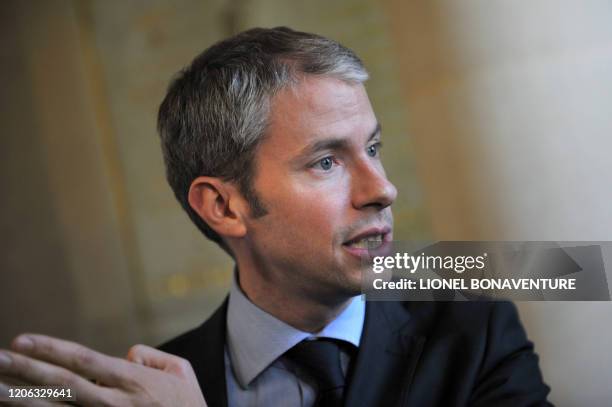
[{"xmin": 157, "ymin": 27, "xmax": 368, "ymax": 252}]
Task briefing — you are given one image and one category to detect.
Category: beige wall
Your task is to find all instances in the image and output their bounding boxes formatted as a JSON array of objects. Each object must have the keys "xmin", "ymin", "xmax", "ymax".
[
  {"xmin": 0, "ymin": 0, "xmax": 141, "ymax": 354},
  {"xmin": 382, "ymin": 1, "xmax": 612, "ymax": 404}
]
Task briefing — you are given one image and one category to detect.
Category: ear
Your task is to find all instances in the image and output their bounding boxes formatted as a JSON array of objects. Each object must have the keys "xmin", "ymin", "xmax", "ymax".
[{"xmin": 188, "ymin": 176, "xmax": 248, "ymax": 239}]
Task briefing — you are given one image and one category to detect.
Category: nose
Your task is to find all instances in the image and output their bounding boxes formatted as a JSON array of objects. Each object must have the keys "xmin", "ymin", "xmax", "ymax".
[{"xmin": 351, "ymin": 160, "xmax": 397, "ymax": 210}]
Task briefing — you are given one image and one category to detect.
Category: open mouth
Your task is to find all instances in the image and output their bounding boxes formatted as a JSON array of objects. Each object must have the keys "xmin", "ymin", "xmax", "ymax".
[
  {"xmin": 342, "ymin": 228, "xmax": 392, "ymax": 259},
  {"xmin": 344, "ymin": 233, "xmax": 386, "ymax": 250}
]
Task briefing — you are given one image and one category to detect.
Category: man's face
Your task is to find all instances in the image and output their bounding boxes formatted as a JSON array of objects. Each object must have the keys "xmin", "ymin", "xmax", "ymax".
[{"xmin": 240, "ymin": 76, "xmax": 397, "ymax": 304}]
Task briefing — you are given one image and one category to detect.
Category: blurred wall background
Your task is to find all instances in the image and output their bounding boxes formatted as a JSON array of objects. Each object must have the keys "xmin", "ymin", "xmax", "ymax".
[{"xmin": 1, "ymin": 0, "xmax": 611, "ymax": 405}]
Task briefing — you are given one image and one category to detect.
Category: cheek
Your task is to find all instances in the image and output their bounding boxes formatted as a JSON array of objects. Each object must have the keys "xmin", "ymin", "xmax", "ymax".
[{"xmin": 270, "ymin": 184, "xmax": 348, "ymax": 237}]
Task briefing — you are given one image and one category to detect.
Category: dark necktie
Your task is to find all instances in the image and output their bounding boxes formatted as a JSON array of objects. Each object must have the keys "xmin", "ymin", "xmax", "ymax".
[{"xmin": 285, "ymin": 339, "xmax": 349, "ymax": 407}]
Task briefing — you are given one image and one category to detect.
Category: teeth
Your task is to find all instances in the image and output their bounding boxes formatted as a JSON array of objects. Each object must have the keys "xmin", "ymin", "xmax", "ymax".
[{"xmin": 349, "ymin": 234, "xmax": 383, "ymax": 249}]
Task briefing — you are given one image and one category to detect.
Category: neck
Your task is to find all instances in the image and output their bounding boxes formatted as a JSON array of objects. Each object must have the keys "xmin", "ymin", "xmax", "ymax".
[{"xmin": 236, "ymin": 264, "xmax": 353, "ymax": 333}]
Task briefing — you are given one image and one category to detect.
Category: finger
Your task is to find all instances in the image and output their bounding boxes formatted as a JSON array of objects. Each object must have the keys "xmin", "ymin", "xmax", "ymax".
[
  {"xmin": 126, "ymin": 345, "xmax": 202, "ymax": 390},
  {"xmin": 126, "ymin": 345, "xmax": 191, "ymax": 375},
  {"xmin": 12, "ymin": 334, "xmax": 135, "ymax": 387},
  {"xmin": 125, "ymin": 345, "xmax": 206, "ymax": 406},
  {"xmin": 0, "ymin": 350, "xmax": 122, "ymax": 407},
  {"xmin": 0, "ymin": 373, "xmax": 28, "ymax": 386}
]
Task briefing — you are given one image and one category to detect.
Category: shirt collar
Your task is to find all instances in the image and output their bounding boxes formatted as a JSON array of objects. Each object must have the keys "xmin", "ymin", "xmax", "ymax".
[{"xmin": 226, "ymin": 274, "xmax": 365, "ymax": 389}]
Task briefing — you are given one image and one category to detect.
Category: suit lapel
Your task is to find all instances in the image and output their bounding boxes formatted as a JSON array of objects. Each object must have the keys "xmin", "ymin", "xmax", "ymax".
[
  {"xmin": 193, "ymin": 300, "xmax": 228, "ymax": 407},
  {"xmin": 345, "ymin": 301, "xmax": 425, "ymax": 407}
]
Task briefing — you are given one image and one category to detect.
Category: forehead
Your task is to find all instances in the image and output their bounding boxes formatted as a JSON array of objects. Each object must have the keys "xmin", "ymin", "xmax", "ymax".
[{"xmin": 264, "ymin": 76, "xmax": 376, "ymax": 154}]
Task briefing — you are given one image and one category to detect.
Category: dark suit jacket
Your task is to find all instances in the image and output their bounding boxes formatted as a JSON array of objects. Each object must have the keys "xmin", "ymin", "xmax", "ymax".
[{"xmin": 160, "ymin": 300, "xmax": 552, "ymax": 407}]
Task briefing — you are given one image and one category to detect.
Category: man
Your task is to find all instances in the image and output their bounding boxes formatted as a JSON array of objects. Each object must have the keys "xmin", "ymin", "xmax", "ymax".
[{"xmin": 0, "ymin": 27, "xmax": 551, "ymax": 406}]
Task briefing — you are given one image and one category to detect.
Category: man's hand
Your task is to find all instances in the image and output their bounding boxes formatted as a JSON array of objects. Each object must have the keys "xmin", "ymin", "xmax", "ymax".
[{"xmin": 0, "ymin": 334, "xmax": 207, "ymax": 407}]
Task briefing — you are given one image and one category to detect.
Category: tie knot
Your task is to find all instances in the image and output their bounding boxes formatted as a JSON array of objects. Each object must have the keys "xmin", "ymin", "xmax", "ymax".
[{"xmin": 285, "ymin": 339, "xmax": 351, "ymax": 406}]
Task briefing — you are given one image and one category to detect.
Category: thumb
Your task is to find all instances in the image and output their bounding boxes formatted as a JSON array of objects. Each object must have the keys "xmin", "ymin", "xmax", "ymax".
[
  {"xmin": 126, "ymin": 345, "xmax": 207, "ymax": 406},
  {"xmin": 126, "ymin": 345, "xmax": 194, "ymax": 379}
]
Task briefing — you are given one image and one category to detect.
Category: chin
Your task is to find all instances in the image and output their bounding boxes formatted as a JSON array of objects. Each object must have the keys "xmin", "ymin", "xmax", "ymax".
[{"xmin": 335, "ymin": 269, "xmax": 365, "ymax": 297}]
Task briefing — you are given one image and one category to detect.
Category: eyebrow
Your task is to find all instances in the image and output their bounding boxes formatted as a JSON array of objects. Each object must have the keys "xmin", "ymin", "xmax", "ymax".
[{"xmin": 296, "ymin": 122, "xmax": 382, "ymax": 160}]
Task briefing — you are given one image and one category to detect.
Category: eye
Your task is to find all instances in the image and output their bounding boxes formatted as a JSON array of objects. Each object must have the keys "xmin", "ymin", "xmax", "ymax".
[
  {"xmin": 316, "ymin": 156, "xmax": 335, "ymax": 171},
  {"xmin": 367, "ymin": 142, "xmax": 382, "ymax": 157}
]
